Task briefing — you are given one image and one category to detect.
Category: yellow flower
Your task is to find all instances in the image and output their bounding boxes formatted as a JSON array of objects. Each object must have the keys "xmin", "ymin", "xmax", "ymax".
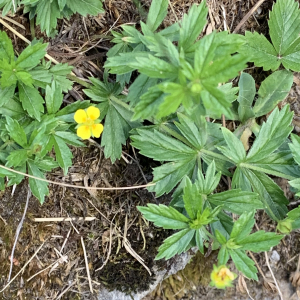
[
  {"xmin": 210, "ymin": 265, "xmax": 237, "ymax": 289},
  {"xmin": 74, "ymin": 106, "xmax": 104, "ymax": 140}
]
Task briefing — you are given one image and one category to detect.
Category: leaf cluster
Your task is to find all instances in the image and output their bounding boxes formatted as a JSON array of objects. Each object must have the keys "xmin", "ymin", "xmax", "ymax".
[
  {"xmin": 0, "ymin": 30, "xmax": 88, "ymax": 203},
  {"xmin": 0, "ymin": 0, "xmax": 104, "ymax": 36}
]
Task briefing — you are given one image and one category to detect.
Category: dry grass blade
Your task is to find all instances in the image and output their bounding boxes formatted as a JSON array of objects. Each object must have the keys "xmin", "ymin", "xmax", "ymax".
[{"xmin": 34, "ymin": 217, "xmax": 96, "ymax": 222}]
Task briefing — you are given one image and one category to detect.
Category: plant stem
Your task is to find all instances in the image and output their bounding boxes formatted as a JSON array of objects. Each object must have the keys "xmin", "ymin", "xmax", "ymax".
[{"xmin": 66, "ymin": 74, "xmax": 92, "ymax": 89}]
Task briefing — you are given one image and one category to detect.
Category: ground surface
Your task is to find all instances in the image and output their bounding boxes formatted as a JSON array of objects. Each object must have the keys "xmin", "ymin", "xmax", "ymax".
[{"xmin": 1, "ymin": 0, "xmax": 300, "ymax": 299}]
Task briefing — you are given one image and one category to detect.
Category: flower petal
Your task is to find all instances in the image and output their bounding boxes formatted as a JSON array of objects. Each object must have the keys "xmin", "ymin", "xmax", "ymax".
[
  {"xmin": 91, "ymin": 123, "xmax": 104, "ymax": 138},
  {"xmin": 74, "ymin": 109, "xmax": 88, "ymax": 124},
  {"xmin": 77, "ymin": 125, "xmax": 91, "ymax": 140},
  {"xmin": 86, "ymin": 106, "xmax": 100, "ymax": 121}
]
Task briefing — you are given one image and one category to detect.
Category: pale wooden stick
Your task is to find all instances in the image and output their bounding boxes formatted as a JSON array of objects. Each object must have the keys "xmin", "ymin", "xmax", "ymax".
[
  {"xmin": 34, "ymin": 217, "xmax": 96, "ymax": 222},
  {"xmin": 81, "ymin": 237, "xmax": 93, "ymax": 293}
]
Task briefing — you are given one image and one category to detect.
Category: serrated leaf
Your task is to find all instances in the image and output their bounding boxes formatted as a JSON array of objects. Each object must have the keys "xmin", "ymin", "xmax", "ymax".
[
  {"xmin": 237, "ymin": 72, "xmax": 255, "ymax": 122},
  {"xmin": 6, "ymin": 149, "xmax": 28, "ymax": 167},
  {"xmin": 203, "ymin": 161, "xmax": 221, "ymax": 194},
  {"xmin": 127, "ymin": 74, "xmax": 157, "ymax": 107},
  {"xmin": 102, "ymin": 100, "xmax": 140, "ymax": 163},
  {"xmin": 45, "ymin": 82, "xmax": 63, "ymax": 114},
  {"xmin": 51, "ymin": 135, "xmax": 72, "ymax": 175},
  {"xmin": 34, "ymin": 0, "xmax": 61, "ymax": 35},
  {"xmin": 246, "ymin": 106, "xmax": 293, "ymax": 162},
  {"xmin": 208, "ymin": 190, "xmax": 262, "ymax": 215},
  {"xmin": 218, "ymin": 127, "xmax": 246, "ymax": 163},
  {"xmin": 241, "ymin": 168, "xmax": 288, "ymax": 221},
  {"xmin": 0, "ymin": 31, "xmax": 14, "ymax": 62},
  {"xmin": 242, "ymin": 31, "xmax": 280, "ymax": 71},
  {"xmin": 66, "ymin": 0, "xmax": 104, "ymax": 16},
  {"xmin": 253, "ymin": 70, "xmax": 293, "ymax": 117},
  {"xmin": 5, "ymin": 116, "xmax": 27, "ymax": 147},
  {"xmin": 0, "ymin": 85, "xmax": 15, "ymax": 107},
  {"xmin": 146, "ymin": 0, "xmax": 168, "ymax": 31},
  {"xmin": 269, "ymin": 0, "xmax": 300, "ymax": 56},
  {"xmin": 54, "ymin": 131, "xmax": 85, "ymax": 147},
  {"xmin": 179, "ymin": 2, "xmax": 208, "ymax": 53},
  {"xmin": 229, "ymin": 249, "xmax": 258, "ymax": 280},
  {"xmin": 131, "ymin": 54, "xmax": 178, "ymax": 79},
  {"xmin": 148, "ymin": 158, "xmax": 197, "ymax": 196},
  {"xmin": 131, "ymin": 128, "xmax": 196, "ymax": 161},
  {"xmin": 27, "ymin": 160, "xmax": 49, "ymax": 204},
  {"xmin": 16, "ymin": 42, "xmax": 47, "ymax": 70},
  {"xmin": 230, "ymin": 211, "xmax": 255, "ymax": 240},
  {"xmin": 237, "ymin": 231, "xmax": 283, "ymax": 252},
  {"xmin": 155, "ymin": 228, "xmax": 195, "ymax": 260},
  {"xmin": 137, "ymin": 204, "xmax": 190, "ymax": 229},
  {"xmin": 18, "ymin": 82, "xmax": 44, "ymax": 121},
  {"xmin": 183, "ymin": 177, "xmax": 202, "ymax": 220}
]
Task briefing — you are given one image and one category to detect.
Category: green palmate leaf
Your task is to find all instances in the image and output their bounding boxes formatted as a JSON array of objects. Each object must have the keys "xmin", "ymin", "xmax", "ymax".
[
  {"xmin": 48, "ymin": 63, "xmax": 74, "ymax": 92},
  {"xmin": 253, "ymin": 70, "xmax": 293, "ymax": 117},
  {"xmin": 269, "ymin": 0, "xmax": 300, "ymax": 56},
  {"xmin": 7, "ymin": 164, "xmax": 26, "ymax": 186},
  {"xmin": 66, "ymin": 0, "xmax": 104, "ymax": 16},
  {"xmin": 230, "ymin": 211, "xmax": 255, "ymax": 240},
  {"xmin": 0, "ymin": 31, "xmax": 14, "ymax": 62},
  {"xmin": 246, "ymin": 106, "xmax": 293, "ymax": 162},
  {"xmin": 51, "ymin": 135, "xmax": 72, "ymax": 175},
  {"xmin": 237, "ymin": 231, "xmax": 283, "ymax": 252},
  {"xmin": 155, "ymin": 228, "xmax": 195, "ymax": 260},
  {"xmin": 146, "ymin": 0, "xmax": 168, "ymax": 31},
  {"xmin": 178, "ymin": 2, "xmax": 208, "ymax": 53},
  {"xmin": 183, "ymin": 177, "xmax": 203, "ymax": 220},
  {"xmin": 0, "ymin": 0, "xmax": 20, "ymax": 16},
  {"xmin": 237, "ymin": 72, "xmax": 255, "ymax": 122},
  {"xmin": 18, "ymin": 82, "xmax": 44, "ymax": 121},
  {"xmin": 34, "ymin": 0, "xmax": 61, "ymax": 36},
  {"xmin": 200, "ymin": 161, "xmax": 222, "ymax": 194},
  {"xmin": 208, "ymin": 190, "xmax": 262, "ymax": 215},
  {"xmin": 27, "ymin": 160, "xmax": 49, "ymax": 204},
  {"xmin": 45, "ymin": 82, "xmax": 63, "ymax": 114},
  {"xmin": 244, "ymin": 0, "xmax": 300, "ymax": 71},
  {"xmin": 5, "ymin": 116, "xmax": 27, "ymax": 147},
  {"xmin": 137, "ymin": 204, "xmax": 190, "ymax": 229},
  {"xmin": 16, "ymin": 42, "xmax": 47, "ymax": 70},
  {"xmin": 240, "ymin": 168, "xmax": 288, "ymax": 220},
  {"xmin": 242, "ymin": 31, "xmax": 280, "ymax": 71},
  {"xmin": 229, "ymin": 249, "xmax": 258, "ymax": 280}
]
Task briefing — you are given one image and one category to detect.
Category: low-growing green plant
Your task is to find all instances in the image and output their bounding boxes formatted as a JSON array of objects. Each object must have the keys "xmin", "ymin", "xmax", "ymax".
[
  {"xmin": 0, "ymin": 30, "xmax": 91, "ymax": 203},
  {"xmin": 0, "ymin": 0, "xmax": 104, "ymax": 36}
]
